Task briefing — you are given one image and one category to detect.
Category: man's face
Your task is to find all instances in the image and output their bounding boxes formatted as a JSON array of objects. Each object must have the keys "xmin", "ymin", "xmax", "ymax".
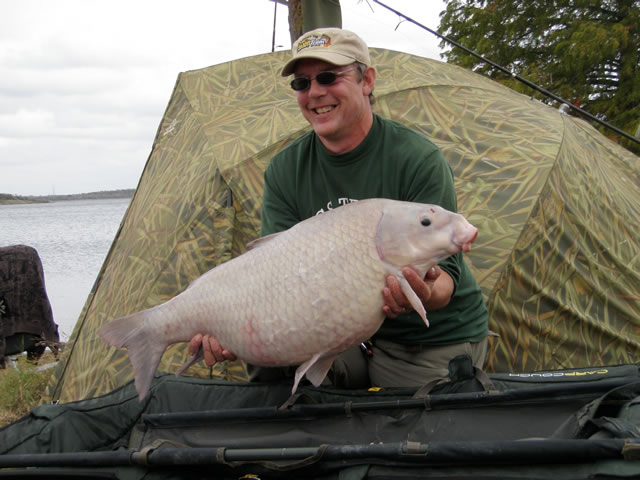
[{"xmin": 293, "ymin": 59, "xmax": 375, "ymax": 154}]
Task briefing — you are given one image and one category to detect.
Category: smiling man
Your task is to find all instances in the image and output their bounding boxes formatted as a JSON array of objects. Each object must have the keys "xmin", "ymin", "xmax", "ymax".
[
  {"xmin": 191, "ymin": 28, "xmax": 489, "ymax": 390},
  {"xmin": 283, "ymin": 32, "xmax": 375, "ymax": 155}
]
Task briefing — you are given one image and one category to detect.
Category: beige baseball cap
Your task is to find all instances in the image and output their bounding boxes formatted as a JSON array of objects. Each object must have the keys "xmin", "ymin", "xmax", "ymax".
[{"xmin": 281, "ymin": 28, "xmax": 371, "ymax": 77}]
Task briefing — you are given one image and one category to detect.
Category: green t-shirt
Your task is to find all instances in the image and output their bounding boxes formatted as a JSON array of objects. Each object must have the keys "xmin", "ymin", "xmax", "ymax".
[{"xmin": 261, "ymin": 114, "xmax": 488, "ymax": 345}]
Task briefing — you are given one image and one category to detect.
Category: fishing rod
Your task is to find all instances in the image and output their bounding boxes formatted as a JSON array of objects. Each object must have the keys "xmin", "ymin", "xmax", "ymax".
[
  {"xmin": 142, "ymin": 376, "xmax": 632, "ymax": 427},
  {"xmin": 0, "ymin": 439, "xmax": 634, "ymax": 469},
  {"xmin": 372, "ymin": 0, "xmax": 640, "ymax": 147}
]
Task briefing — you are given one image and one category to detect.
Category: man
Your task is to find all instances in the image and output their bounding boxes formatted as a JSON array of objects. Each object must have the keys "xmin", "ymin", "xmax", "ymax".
[{"xmin": 190, "ymin": 28, "xmax": 489, "ymax": 389}]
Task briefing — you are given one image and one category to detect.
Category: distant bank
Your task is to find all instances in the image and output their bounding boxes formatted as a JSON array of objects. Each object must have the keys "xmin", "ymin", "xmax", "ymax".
[{"xmin": 0, "ymin": 189, "xmax": 135, "ymax": 205}]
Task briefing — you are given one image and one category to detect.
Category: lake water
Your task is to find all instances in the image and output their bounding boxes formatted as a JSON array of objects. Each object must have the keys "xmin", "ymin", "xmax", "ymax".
[{"xmin": 0, "ymin": 198, "xmax": 130, "ymax": 341}]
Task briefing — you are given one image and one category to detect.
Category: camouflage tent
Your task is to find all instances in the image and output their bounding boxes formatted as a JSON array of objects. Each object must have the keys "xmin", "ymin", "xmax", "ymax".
[{"xmin": 45, "ymin": 49, "xmax": 640, "ymax": 404}]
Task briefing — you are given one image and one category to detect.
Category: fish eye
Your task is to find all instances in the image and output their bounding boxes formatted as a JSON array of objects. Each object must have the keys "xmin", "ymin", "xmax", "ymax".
[{"xmin": 421, "ymin": 217, "xmax": 431, "ymax": 227}]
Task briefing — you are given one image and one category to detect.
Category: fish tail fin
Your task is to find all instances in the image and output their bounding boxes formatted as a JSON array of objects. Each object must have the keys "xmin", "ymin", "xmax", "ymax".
[{"xmin": 98, "ymin": 310, "xmax": 167, "ymax": 401}]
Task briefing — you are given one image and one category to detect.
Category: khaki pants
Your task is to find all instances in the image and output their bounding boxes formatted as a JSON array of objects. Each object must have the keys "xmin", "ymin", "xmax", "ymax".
[
  {"xmin": 330, "ymin": 337, "xmax": 488, "ymax": 389},
  {"xmin": 250, "ymin": 337, "xmax": 488, "ymax": 390}
]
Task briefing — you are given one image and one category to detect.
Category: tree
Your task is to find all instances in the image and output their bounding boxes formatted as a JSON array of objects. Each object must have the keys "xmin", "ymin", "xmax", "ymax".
[
  {"xmin": 438, "ymin": 0, "xmax": 640, "ymax": 154},
  {"xmin": 283, "ymin": 0, "xmax": 342, "ymax": 43}
]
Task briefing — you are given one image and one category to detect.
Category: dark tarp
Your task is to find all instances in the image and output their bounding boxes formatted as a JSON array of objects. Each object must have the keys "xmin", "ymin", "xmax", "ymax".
[
  {"xmin": 0, "ymin": 245, "xmax": 59, "ymax": 365},
  {"xmin": 3, "ymin": 363, "xmax": 640, "ymax": 479}
]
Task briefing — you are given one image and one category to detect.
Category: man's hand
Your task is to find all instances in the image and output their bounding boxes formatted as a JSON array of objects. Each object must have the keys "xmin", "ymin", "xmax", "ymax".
[
  {"xmin": 382, "ymin": 266, "xmax": 453, "ymax": 318},
  {"xmin": 188, "ymin": 333, "xmax": 237, "ymax": 366}
]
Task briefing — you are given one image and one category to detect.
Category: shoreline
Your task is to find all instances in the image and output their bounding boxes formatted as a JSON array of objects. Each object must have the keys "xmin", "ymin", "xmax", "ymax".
[{"xmin": 0, "ymin": 189, "xmax": 135, "ymax": 205}]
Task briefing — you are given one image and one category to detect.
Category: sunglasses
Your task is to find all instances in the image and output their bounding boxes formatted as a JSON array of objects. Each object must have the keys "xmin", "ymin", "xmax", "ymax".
[{"xmin": 290, "ymin": 67, "xmax": 357, "ymax": 91}]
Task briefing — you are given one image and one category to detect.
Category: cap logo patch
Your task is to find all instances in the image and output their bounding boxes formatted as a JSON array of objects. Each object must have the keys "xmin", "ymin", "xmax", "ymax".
[{"xmin": 296, "ymin": 34, "xmax": 331, "ymax": 54}]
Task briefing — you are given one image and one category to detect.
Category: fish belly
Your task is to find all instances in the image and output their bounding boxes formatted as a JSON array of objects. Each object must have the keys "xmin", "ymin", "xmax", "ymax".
[{"xmin": 169, "ymin": 201, "xmax": 388, "ymax": 367}]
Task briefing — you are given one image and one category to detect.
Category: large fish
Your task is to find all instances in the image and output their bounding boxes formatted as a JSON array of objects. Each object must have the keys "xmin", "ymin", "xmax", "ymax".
[{"xmin": 99, "ymin": 198, "xmax": 478, "ymax": 400}]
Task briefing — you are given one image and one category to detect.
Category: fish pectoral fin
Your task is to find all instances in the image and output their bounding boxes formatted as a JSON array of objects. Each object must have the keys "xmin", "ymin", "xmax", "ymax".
[
  {"xmin": 176, "ymin": 346, "xmax": 204, "ymax": 376},
  {"xmin": 292, "ymin": 352, "xmax": 337, "ymax": 393},
  {"xmin": 398, "ymin": 275, "xmax": 429, "ymax": 327}
]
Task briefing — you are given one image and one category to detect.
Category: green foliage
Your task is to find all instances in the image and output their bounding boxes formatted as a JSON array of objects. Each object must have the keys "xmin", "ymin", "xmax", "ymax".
[
  {"xmin": 438, "ymin": 0, "xmax": 640, "ymax": 154},
  {"xmin": 0, "ymin": 357, "xmax": 53, "ymax": 426}
]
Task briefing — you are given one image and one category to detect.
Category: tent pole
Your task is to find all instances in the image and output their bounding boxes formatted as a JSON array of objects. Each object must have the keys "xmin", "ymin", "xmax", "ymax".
[{"xmin": 271, "ymin": 0, "xmax": 278, "ymax": 52}]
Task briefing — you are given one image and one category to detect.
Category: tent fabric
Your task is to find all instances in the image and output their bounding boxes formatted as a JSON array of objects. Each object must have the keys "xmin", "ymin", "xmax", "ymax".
[{"xmin": 44, "ymin": 48, "xmax": 640, "ymax": 404}]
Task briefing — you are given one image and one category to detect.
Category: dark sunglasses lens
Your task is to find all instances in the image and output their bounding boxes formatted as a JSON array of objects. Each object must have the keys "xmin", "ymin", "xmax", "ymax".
[
  {"xmin": 315, "ymin": 72, "xmax": 338, "ymax": 85},
  {"xmin": 291, "ymin": 77, "xmax": 310, "ymax": 91},
  {"xmin": 290, "ymin": 71, "xmax": 341, "ymax": 91}
]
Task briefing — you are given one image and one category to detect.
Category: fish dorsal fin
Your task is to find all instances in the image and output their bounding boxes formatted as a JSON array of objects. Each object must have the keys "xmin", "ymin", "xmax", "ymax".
[{"xmin": 246, "ymin": 231, "xmax": 282, "ymax": 250}]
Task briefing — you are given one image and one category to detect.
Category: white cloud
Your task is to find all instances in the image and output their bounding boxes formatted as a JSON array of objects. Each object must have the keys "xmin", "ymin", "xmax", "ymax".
[
  {"xmin": 0, "ymin": 108, "xmax": 55, "ymax": 136},
  {"xmin": 0, "ymin": 0, "xmax": 444, "ymax": 195}
]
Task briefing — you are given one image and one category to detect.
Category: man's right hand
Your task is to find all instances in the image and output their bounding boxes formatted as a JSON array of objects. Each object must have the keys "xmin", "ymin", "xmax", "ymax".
[
  {"xmin": 188, "ymin": 333, "xmax": 237, "ymax": 366},
  {"xmin": 381, "ymin": 266, "xmax": 453, "ymax": 318}
]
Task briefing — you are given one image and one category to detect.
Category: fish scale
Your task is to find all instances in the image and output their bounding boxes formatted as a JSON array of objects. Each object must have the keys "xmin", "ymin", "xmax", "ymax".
[{"xmin": 99, "ymin": 198, "xmax": 479, "ymax": 400}]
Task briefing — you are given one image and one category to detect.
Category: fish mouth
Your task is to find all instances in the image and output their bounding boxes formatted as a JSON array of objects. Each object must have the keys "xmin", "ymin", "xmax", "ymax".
[{"xmin": 454, "ymin": 228, "xmax": 478, "ymax": 253}]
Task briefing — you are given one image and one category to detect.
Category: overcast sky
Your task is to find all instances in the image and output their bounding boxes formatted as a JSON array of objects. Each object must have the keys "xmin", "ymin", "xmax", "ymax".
[{"xmin": 1, "ymin": 0, "xmax": 446, "ymax": 196}]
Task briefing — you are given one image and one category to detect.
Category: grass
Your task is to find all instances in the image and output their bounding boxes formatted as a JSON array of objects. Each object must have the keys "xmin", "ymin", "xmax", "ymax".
[{"xmin": 0, "ymin": 351, "xmax": 57, "ymax": 427}]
